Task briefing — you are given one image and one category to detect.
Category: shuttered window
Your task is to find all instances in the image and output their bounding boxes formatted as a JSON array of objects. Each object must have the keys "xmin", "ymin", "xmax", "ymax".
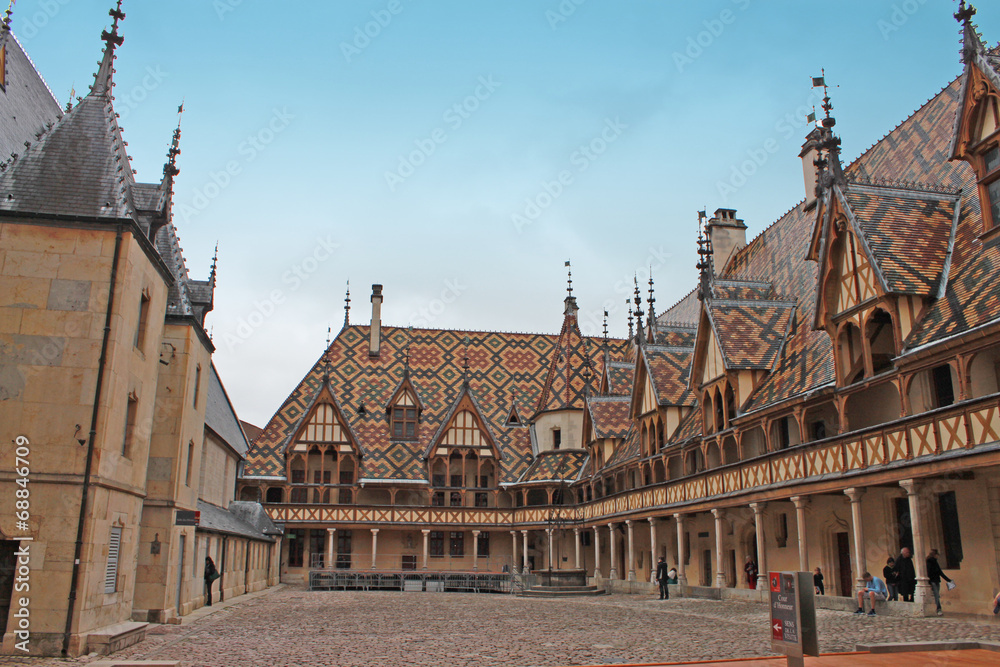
[{"xmin": 105, "ymin": 527, "xmax": 122, "ymax": 594}]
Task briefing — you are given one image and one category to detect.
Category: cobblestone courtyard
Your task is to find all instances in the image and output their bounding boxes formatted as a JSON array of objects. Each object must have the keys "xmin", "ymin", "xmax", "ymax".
[{"xmin": 11, "ymin": 586, "xmax": 1000, "ymax": 666}]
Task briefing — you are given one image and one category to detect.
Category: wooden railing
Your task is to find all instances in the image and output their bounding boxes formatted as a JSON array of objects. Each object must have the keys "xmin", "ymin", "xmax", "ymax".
[{"xmin": 267, "ymin": 393, "xmax": 1000, "ymax": 528}]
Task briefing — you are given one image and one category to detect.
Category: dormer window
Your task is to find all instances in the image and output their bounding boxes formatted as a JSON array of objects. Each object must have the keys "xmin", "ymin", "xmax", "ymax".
[
  {"xmin": 552, "ymin": 428, "xmax": 561, "ymax": 450},
  {"xmin": 982, "ymin": 145, "xmax": 1000, "ymax": 231},
  {"xmin": 391, "ymin": 390, "xmax": 418, "ymax": 440}
]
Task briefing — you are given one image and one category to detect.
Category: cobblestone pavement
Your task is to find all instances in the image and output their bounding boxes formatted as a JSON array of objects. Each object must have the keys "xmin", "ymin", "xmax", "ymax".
[{"xmin": 5, "ymin": 586, "xmax": 1000, "ymax": 666}]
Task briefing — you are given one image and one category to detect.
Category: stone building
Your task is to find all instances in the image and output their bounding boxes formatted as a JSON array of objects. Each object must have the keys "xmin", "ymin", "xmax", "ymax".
[
  {"xmin": 0, "ymin": 4, "xmax": 278, "ymax": 657},
  {"xmin": 241, "ymin": 4, "xmax": 1000, "ymax": 616}
]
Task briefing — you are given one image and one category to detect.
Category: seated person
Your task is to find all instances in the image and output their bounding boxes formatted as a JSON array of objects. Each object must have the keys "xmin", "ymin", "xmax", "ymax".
[{"xmin": 854, "ymin": 571, "xmax": 888, "ymax": 616}]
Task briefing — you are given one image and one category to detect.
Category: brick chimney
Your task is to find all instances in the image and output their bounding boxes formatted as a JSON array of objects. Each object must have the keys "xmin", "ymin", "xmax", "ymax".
[
  {"xmin": 706, "ymin": 209, "xmax": 747, "ymax": 274},
  {"xmin": 369, "ymin": 284, "xmax": 383, "ymax": 357}
]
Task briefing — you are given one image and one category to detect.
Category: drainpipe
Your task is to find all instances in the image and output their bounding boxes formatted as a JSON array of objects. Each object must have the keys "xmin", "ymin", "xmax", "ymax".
[
  {"xmin": 220, "ymin": 536, "xmax": 227, "ymax": 602},
  {"xmin": 63, "ymin": 224, "xmax": 124, "ymax": 656}
]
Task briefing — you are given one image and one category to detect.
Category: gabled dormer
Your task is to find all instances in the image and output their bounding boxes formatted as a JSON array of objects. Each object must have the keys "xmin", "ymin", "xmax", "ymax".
[
  {"xmin": 386, "ymin": 374, "xmax": 423, "ymax": 441},
  {"xmin": 425, "ymin": 387, "xmax": 500, "ymax": 507},
  {"xmin": 949, "ymin": 1, "xmax": 1000, "ymax": 239}
]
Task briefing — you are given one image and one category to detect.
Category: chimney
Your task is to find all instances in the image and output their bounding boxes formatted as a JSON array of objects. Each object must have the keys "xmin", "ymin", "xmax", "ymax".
[
  {"xmin": 369, "ymin": 284, "xmax": 383, "ymax": 357},
  {"xmin": 799, "ymin": 127, "xmax": 823, "ymax": 209},
  {"xmin": 706, "ymin": 209, "xmax": 747, "ymax": 274}
]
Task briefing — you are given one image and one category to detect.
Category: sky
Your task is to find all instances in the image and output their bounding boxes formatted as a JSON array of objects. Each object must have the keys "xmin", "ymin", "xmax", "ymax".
[{"xmin": 10, "ymin": 0, "xmax": 999, "ymax": 426}]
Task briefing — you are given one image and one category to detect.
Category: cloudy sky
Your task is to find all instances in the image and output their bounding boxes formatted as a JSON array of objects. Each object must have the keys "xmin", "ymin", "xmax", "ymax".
[{"xmin": 12, "ymin": 0, "xmax": 997, "ymax": 426}]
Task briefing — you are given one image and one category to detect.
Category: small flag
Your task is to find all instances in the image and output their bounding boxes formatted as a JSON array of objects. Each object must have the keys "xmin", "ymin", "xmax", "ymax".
[
  {"xmin": 178, "ymin": 102, "xmax": 184, "ymax": 114},
  {"xmin": 698, "ymin": 210, "xmax": 707, "ymax": 219},
  {"xmin": 564, "ymin": 260, "xmax": 571, "ymax": 267},
  {"xmin": 603, "ymin": 310, "xmax": 608, "ymax": 317},
  {"xmin": 812, "ymin": 76, "xmax": 825, "ymax": 88},
  {"xmin": 806, "ymin": 111, "xmax": 817, "ymax": 123}
]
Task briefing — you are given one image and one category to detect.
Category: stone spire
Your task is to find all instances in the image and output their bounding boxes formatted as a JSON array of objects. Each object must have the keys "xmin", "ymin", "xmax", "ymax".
[
  {"xmin": 955, "ymin": 1, "xmax": 984, "ymax": 64},
  {"xmin": 90, "ymin": 1, "xmax": 125, "ymax": 99}
]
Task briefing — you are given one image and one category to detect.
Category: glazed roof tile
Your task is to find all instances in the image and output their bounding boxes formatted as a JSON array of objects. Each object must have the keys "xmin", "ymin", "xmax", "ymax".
[
  {"xmin": 520, "ymin": 450, "xmax": 588, "ymax": 483},
  {"xmin": 587, "ymin": 396, "xmax": 632, "ymax": 439},
  {"xmin": 605, "ymin": 360, "xmax": 634, "ymax": 396},
  {"xmin": 642, "ymin": 345, "xmax": 695, "ymax": 405}
]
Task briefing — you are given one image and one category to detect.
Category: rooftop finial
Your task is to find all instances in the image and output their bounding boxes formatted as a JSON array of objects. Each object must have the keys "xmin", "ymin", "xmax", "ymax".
[
  {"xmin": 344, "ymin": 279, "xmax": 351, "ymax": 326},
  {"xmin": 696, "ymin": 210, "xmax": 713, "ymax": 301},
  {"xmin": 91, "ymin": 1, "xmax": 125, "ymax": 98},
  {"xmin": 209, "ymin": 242, "xmax": 218, "ymax": 286},
  {"xmin": 322, "ymin": 326, "xmax": 332, "ymax": 383},
  {"xmin": 632, "ymin": 276, "xmax": 644, "ymax": 324},
  {"xmin": 2, "ymin": 0, "xmax": 14, "ymax": 33},
  {"xmin": 163, "ymin": 102, "xmax": 183, "ymax": 178},
  {"xmin": 461, "ymin": 335, "xmax": 470, "ymax": 387},
  {"xmin": 955, "ymin": 1, "xmax": 984, "ymax": 63},
  {"xmin": 647, "ymin": 268, "xmax": 656, "ymax": 331},
  {"xmin": 403, "ymin": 326, "xmax": 413, "ymax": 376},
  {"xmin": 565, "ymin": 260, "xmax": 573, "ymax": 297},
  {"xmin": 602, "ymin": 309, "xmax": 609, "ymax": 349},
  {"xmin": 812, "ymin": 69, "xmax": 836, "ymax": 129},
  {"xmin": 626, "ymin": 298, "xmax": 634, "ymax": 339}
]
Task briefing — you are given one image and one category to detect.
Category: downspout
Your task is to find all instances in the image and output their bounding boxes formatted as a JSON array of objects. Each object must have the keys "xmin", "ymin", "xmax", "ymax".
[
  {"xmin": 220, "ymin": 537, "xmax": 227, "ymax": 602},
  {"xmin": 63, "ymin": 223, "xmax": 124, "ymax": 656}
]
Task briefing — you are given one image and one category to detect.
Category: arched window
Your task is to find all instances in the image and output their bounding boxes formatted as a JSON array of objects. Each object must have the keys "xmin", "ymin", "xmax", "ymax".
[{"xmin": 866, "ymin": 309, "xmax": 896, "ymax": 375}]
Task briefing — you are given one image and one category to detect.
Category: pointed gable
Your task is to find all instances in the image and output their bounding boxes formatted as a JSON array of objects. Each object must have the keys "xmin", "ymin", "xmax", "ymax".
[
  {"xmin": 534, "ymin": 299, "xmax": 596, "ymax": 416},
  {"xmin": 428, "ymin": 387, "xmax": 499, "ymax": 459},
  {"xmin": 286, "ymin": 382, "xmax": 359, "ymax": 458}
]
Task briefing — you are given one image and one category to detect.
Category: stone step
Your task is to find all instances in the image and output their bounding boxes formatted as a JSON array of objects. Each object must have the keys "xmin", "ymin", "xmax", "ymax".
[
  {"xmin": 526, "ymin": 585, "xmax": 601, "ymax": 592},
  {"xmin": 520, "ymin": 587, "xmax": 607, "ymax": 598}
]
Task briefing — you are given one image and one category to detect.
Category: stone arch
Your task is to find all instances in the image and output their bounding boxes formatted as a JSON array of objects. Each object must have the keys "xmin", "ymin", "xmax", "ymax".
[
  {"xmin": 864, "ymin": 307, "xmax": 896, "ymax": 375},
  {"xmin": 265, "ymin": 487, "xmax": 283, "ymax": 503},
  {"xmin": 722, "ymin": 436, "xmax": 739, "ymax": 465},
  {"xmin": 705, "ymin": 441, "xmax": 722, "ymax": 469}
]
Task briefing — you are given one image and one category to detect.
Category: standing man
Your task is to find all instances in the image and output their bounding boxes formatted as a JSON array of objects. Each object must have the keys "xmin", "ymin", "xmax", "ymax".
[
  {"xmin": 894, "ymin": 547, "xmax": 916, "ymax": 602},
  {"xmin": 655, "ymin": 556, "xmax": 670, "ymax": 600},
  {"xmin": 204, "ymin": 556, "xmax": 219, "ymax": 607},
  {"xmin": 926, "ymin": 549, "xmax": 952, "ymax": 616},
  {"xmin": 744, "ymin": 555, "xmax": 758, "ymax": 590}
]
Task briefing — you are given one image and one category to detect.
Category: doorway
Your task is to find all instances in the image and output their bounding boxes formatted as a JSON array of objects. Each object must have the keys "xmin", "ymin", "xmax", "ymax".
[
  {"xmin": 0, "ymin": 542, "xmax": 16, "ymax": 638},
  {"xmin": 836, "ymin": 532, "xmax": 851, "ymax": 596},
  {"xmin": 702, "ymin": 549, "xmax": 712, "ymax": 586}
]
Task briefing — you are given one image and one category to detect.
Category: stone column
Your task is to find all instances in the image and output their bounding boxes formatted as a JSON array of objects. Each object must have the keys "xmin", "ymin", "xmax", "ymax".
[
  {"xmin": 625, "ymin": 520, "xmax": 636, "ymax": 581},
  {"xmin": 648, "ymin": 517, "xmax": 658, "ymax": 578},
  {"xmin": 472, "ymin": 530, "xmax": 481, "ymax": 571},
  {"xmin": 326, "ymin": 528, "xmax": 336, "ymax": 570},
  {"xmin": 712, "ymin": 509, "xmax": 727, "ymax": 588},
  {"xmin": 370, "ymin": 528, "xmax": 379, "ymax": 569},
  {"xmin": 522, "ymin": 529, "xmax": 531, "ymax": 572},
  {"xmin": 844, "ymin": 488, "xmax": 867, "ymax": 594},
  {"xmin": 510, "ymin": 530, "xmax": 519, "ymax": 574},
  {"xmin": 608, "ymin": 523, "xmax": 618, "ymax": 580},
  {"xmin": 421, "ymin": 529, "xmax": 430, "ymax": 570},
  {"xmin": 790, "ymin": 496, "xmax": 809, "ymax": 572},
  {"xmin": 574, "ymin": 528, "xmax": 581, "ymax": 569},
  {"xmin": 900, "ymin": 480, "xmax": 931, "ymax": 605},
  {"xmin": 594, "ymin": 526, "xmax": 602, "ymax": 578},
  {"xmin": 674, "ymin": 513, "xmax": 688, "ymax": 586},
  {"xmin": 750, "ymin": 502, "xmax": 767, "ymax": 590},
  {"xmin": 546, "ymin": 528, "xmax": 554, "ymax": 569}
]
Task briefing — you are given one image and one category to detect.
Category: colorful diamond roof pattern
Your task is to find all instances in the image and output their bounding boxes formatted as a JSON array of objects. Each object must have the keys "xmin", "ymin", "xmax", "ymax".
[
  {"xmin": 587, "ymin": 397, "xmax": 632, "ymax": 439},
  {"xmin": 520, "ymin": 450, "xmax": 588, "ymax": 483}
]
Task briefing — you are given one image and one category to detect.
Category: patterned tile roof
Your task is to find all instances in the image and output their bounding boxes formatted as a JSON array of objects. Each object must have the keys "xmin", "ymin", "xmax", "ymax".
[
  {"xmin": 605, "ymin": 360, "xmax": 634, "ymax": 396},
  {"xmin": 642, "ymin": 344, "xmax": 695, "ymax": 405},
  {"xmin": 603, "ymin": 423, "xmax": 639, "ymax": 469},
  {"xmin": 708, "ymin": 301, "xmax": 795, "ymax": 370},
  {"xmin": 842, "ymin": 184, "xmax": 960, "ymax": 296},
  {"xmin": 653, "ymin": 325, "xmax": 697, "ymax": 348},
  {"xmin": 672, "ymin": 404, "xmax": 703, "ymax": 444},
  {"xmin": 520, "ymin": 450, "xmax": 588, "ymax": 483},
  {"xmin": 657, "ymin": 289, "xmax": 700, "ymax": 327},
  {"xmin": 245, "ymin": 322, "xmax": 627, "ymax": 483},
  {"xmin": 535, "ymin": 302, "xmax": 598, "ymax": 416},
  {"xmin": 587, "ymin": 396, "xmax": 631, "ymax": 439}
]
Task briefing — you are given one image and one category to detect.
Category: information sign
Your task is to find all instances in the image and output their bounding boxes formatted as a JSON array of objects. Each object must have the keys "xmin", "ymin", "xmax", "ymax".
[{"xmin": 769, "ymin": 571, "xmax": 818, "ymax": 666}]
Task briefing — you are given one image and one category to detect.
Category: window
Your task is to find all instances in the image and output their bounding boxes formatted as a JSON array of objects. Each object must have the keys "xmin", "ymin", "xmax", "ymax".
[
  {"xmin": 193, "ymin": 364, "xmax": 202, "ymax": 408},
  {"xmin": 290, "ymin": 488, "xmax": 308, "ymax": 503},
  {"xmin": 982, "ymin": 146, "xmax": 1000, "ymax": 230},
  {"xmin": 185, "ymin": 440, "xmax": 194, "ymax": 486},
  {"xmin": 932, "ymin": 364, "xmax": 955, "ymax": 408},
  {"xmin": 474, "ymin": 492, "xmax": 488, "ymax": 507},
  {"xmin": 449, "ymin": 531, "xmax": 465, "ymax": 557},
  {"xmin": 429, "ymin": 531, "xmax": 444, "ymax": 557},
  {"xmin": 477, "ymin": 532, "xmax": 490, "ymax": 557},
  {"xmin": 432, "ymin": 491, "xmax": 445, "ymax": 506},
  {"xmin": 449, "ymin": 491, "xmax": 461, "ymax": 507},
  {"xmin": 291, "ymin": 469, "xmax": 305, "ymax": 484},
  {"xmin": 938, "ymin": 491, "xmax": 963, "ymax": 569},
  {"xmin": 391, "ymin": 390, "xmax": 418, "ymax": 439},
  {"xmin": 105, "ymin": 526, "xmax": 122, "ymax": 594},
  {"xmin": 449, "ymin": 475, "xmax": 462, "ymax": 488},
  {"xmin": 122, "ymin": 392, "xmax": 138, "ymax": 457},
  {"xmin": 553, "ymin": 429, "xmax": 561, "ymax": 449},
  {"xmin": 336, "ymin": 530, "xmax": 352, "ymax": 569},
  {"xmin": 432, "ymin": 474, "xmax": 445, "ymax": 487},
  {"xmin": 810, "ymin": 421, "xmax": 826, "ymax": 441},
  {"xmin": 134, "ymin": 291, "xmax": 150, "ymax": 350}
]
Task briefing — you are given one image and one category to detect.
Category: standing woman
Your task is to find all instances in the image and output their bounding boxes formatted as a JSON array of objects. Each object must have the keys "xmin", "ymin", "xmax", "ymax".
[
  {"xmin": 744, "ymin": 556, "xmax": 758, "ymax": 590},
  {"xmin": 883, "ymin": 557, "xmax": 899, "ymax": 601},
  {"xmin": 813, "ymin": 567, "xmax": 825, "ymax": 595},
  {"xmin": 204, "ymin": 556, "xmax": 219, "ymax": 606}
]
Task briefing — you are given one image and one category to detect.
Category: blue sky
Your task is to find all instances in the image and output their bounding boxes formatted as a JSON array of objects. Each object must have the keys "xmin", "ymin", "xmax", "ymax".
[{"xmin": 11, "ymin": 0, "xmax": 998, "ymax": 425}]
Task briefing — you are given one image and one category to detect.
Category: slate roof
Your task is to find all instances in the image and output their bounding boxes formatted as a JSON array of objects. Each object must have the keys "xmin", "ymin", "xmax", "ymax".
[
  {"xmin": 245, "ymin": 317, "xmax": 628, "ymax": 484},
  {"xmin": 587, "ymin": 396, "xmax": 632, "ymax": 439},
  {"xmin": 0, "ymin": 29, "xmax": 61, "ymax": 164},
  {"xmin": 604, "ymin": 360, "xmax": 634, "ymax": 396},
  {"xmin": 0, "ymin": 37, "xmax": 138, "ymax": 220},
  {"xmin": 205, "ymin": 364, "xmax": 250, "ymax": 458},
  {"xmin": 657, "ymin": 289, "xmax": 700, "ymax": 327},
  {"xmin": 520, "ymin": 450, "xmax": 588, "ymax": 483},
  {"xmin": 197, "ymin": 500, "xmax": 279, "ymax": 541}
]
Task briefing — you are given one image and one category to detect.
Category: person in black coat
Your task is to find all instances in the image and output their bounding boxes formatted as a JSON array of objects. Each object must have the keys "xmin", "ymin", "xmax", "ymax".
[
  {"xmin": 883, "ymin": 557, "xmax": 900, "ymax": 601},
  {"xmin": 894, "ymin": 547, "xmax": 916, "ymax": 602},
  {"xmin": 813, "ymin": 567, "xmax": 825, "ymax": 595},
  {"xmin": 204, "ymin": 556, "xmax": 218, "ymax": 606},
  {"xmin": 926, "ymin": 549, "xmax": 952, "ymax": 615},
  {"xmin": 655, "ymin": 556, "xmax": 670, "ymax": 600}
]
